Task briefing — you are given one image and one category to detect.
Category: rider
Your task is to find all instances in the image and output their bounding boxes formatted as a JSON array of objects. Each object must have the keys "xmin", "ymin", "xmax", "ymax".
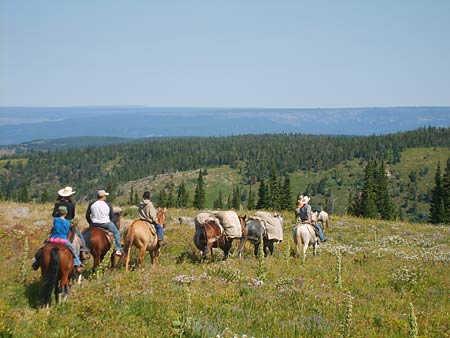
[
  {"xmin": 52, "ymin": 186, "xmax": 89, "ymax": 257},
  {"xmin": 138, "ymin": 191, "xmax": 166, "ymax": 246},
  {"xmin": 32, "ymin": 206, "xmax": 84, "ymax": 273},
  {"xmin": 297, "ymin": 195, "xmax": 328, "ymax": 242},
  {"xmin": 85, "ymin": 190, "xmax": 124, "ymax": 256}
]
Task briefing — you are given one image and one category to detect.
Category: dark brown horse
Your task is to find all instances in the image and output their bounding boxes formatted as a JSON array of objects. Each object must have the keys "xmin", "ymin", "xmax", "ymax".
[
  {"xmin": 194, "ymin": 215, "xmax": 246, "ymax": 261},
  {"xmin": 39, "ymin": 243, "xmax": 74, "ymax": 308},
  {"xmin": 82, "ymin": 211, "xmax": 122, "ymax": 272},
  {"xmin": 122, "ymin": 207, "xmax": 167, "ymax": 270}
]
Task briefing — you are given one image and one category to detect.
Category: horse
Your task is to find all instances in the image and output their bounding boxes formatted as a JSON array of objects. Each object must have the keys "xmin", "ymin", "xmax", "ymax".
[
  {"xmin": 122, "ymin": 207, "xmax": 167, "ymax": 270},
  {"xmin": 39, "ymin": 243, "xmax": 74, "ymax": 308},
  {"xmin": 82, "ymin": 209, "xmax": 122, "ymax": 272},
  {"xmin": 312, "ymin": 210, "xmax": 330, "ymax": 229},
  {"xmin": 238, "ymin": 212, "xmax": 283, "ymax": 258},
  {"xmin": 67, "ymin": 226, "xmax": 85, "ymax": 285},
  {"xmin": 194, "ymin": 213, "xmax": 246, "ymax": 261},
  {"xmin": 293, "ymin": 222, "xmax": 318, "ymax": 263}
]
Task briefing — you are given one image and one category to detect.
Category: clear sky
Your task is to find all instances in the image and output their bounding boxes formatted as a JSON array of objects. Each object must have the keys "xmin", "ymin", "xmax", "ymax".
[{"xmin": 1, "ymin": 0, "xmax": 449, "ymax": 108}]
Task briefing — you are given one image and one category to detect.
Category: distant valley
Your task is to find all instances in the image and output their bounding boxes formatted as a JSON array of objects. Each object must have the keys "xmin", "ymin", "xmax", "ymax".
[{"xmin": 0, "ymin": 106, "xmax": 449, "ymax": 146}]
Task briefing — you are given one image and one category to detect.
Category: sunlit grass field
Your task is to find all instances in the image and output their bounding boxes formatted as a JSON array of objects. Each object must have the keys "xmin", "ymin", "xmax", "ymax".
[{"xmin": 0, "ymin": 202, "xmax": 449, "ymax": 337}]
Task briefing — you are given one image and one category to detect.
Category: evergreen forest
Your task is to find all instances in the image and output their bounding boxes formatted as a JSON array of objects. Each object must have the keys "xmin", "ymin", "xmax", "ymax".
[{"xmin": 1, "ymin": 126, "xmax": 449, "ymax": 223}]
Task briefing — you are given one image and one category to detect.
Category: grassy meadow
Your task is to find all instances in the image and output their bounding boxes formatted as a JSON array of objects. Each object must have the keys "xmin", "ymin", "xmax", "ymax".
[{"xmin": 0, "ymin": 201, "xmax": 449, "ymax": 337}]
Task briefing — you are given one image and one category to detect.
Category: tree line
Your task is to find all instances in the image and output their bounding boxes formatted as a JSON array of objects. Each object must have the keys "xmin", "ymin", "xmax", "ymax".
[{"xmin": 0, "ymin": 127, "xmax": 449, "ymax": 217}]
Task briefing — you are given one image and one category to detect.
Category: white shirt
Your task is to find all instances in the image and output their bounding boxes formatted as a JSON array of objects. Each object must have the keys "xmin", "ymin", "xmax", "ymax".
[{"xmin": 90, "ymin": 200, "xmax": 111, "ymax": 224}]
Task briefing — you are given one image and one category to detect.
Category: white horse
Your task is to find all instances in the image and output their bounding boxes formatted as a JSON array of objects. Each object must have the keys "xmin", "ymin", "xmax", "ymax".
[
  {"xmin": 293, "ymin": 223, "xmax": 318, "ymax": 263},
  {"xmin": 312, "ymin": 210, "xmax": 330, "ymax": 229}
]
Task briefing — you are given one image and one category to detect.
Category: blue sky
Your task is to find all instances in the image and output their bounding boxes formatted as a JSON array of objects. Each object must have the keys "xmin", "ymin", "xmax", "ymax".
[{"xmin": 1, "ymin": 1, "xmax": 449, "ymax": 108}]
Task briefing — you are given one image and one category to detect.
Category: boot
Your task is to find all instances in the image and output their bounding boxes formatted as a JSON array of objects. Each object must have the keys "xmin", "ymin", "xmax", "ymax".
[
  {"xmin": 75, "ymin": 265, "xmax": 85, "ymax": 273},
  {"xmin": 31, "ymin": 258, "xmax": 40, "ymax": 270},
  {"xmin": 158, "ymin": 239, "xmax": 167, "ymax": 246}
]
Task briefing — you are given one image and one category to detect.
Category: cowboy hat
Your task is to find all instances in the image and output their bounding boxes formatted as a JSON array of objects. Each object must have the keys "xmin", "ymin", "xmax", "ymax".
[
  {"xmin": 300, "ymin": 195, "xmax": 310, "ymax": 204},
  {"xmin": 58, "ymin": 186, "xmax": 76, "ymax": 197}
]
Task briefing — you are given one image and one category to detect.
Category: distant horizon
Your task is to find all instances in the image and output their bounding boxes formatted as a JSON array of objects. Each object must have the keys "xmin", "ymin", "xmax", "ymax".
[{"xmin": 1, "ymin": 104, "xmax": 449, "ymax": 109}]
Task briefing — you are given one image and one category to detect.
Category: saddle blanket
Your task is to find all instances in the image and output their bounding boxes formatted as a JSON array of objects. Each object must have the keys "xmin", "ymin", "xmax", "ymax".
[
  {"xmin": 212, "ymin": 211, "xmax": 242, "ymax": 239},
  {"xmin": 251, "ymin": 211, "xmax": 283, "ymax": 241},
  {"xmin": 48, "ymin": 237, "xmax": 68, "ymax": 244}
]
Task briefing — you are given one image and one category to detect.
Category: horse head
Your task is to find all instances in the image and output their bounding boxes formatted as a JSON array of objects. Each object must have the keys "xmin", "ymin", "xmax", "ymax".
[{"xmin": 157, "ymin": 207, "xmax": 167, "ymax": 228}]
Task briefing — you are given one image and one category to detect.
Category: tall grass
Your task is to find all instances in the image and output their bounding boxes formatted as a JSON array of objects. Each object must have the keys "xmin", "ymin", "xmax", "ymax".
[{"xmin": 0, "ymin": 202, "xmax": 449, "ymax": 337}]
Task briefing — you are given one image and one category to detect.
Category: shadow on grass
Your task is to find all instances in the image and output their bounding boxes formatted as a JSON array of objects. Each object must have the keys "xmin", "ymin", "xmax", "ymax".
[
  {"xmin": 175, "ymin": 246, "xmax": 202, "ymax": 264},
  {"xmin": 24, "ymin": 280, "xmax": 41, "ymax": 308}
]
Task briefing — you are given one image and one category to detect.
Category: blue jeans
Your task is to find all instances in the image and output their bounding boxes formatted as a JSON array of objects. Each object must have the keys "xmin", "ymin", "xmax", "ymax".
[
  {"xmin": 93, "ymin": 222, "xmax": 123, "ymax": 250},
  {"xmin": 314, "ymin": 223, "xmax": 326, "ymax": 241},
  {"xmin": 73, "ymin": 226, "xmax": 88, "ymax": 251},
  {"xmin": 154, "ymin": 223, "xmax": 164, "ymax": 240},
  {"xmin": 64, "ymin": 241, "xmax": 82, "ymax": 266}
]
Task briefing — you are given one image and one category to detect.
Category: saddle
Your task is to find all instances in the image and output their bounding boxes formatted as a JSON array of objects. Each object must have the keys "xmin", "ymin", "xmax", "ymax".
[
  {"xmin": 142, "ymin": 220, "xmax": 157, "ymax": 236},
  {"xmin": 300, "ymin": 221, "xmax": 318, "ymax": 237},
  {"xmin": 87, "ymin": 226, "xmax": 115, "ymax": 246}
]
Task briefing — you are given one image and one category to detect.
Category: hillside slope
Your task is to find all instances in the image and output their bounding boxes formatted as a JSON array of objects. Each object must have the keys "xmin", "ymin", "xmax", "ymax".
[{"xmin": 0, "ymin": 201, "xmax": 449, "ymax": 337}]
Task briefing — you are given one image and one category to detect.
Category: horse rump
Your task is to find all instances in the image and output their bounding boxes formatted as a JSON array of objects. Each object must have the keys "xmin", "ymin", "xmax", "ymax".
[{"xmin": 40, "ymin": 247, "xmax": 60, "ymax": 307}]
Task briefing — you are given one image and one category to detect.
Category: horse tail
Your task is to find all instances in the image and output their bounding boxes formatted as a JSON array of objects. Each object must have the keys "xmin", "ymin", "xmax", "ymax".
[
  {"xmin": 41, "ymin": 248, "xmax": 60, "ymax": 306},
  {"xmin": 124, "ymin": 220, "xmax": 137, "ymax": 271}
]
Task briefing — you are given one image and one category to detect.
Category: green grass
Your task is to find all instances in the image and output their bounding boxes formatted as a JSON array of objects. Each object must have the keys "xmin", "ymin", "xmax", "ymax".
[
  {"xmin": 114, "ymin": 147, "xmax": 450, "ymax": 223},
  {"xmin": 1, "ymin": 203, "xmax": 449, "ymax": 337}
]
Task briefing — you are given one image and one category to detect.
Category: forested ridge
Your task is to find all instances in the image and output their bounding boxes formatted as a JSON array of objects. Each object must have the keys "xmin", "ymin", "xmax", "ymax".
[{"xmin": 1, "ymin": 127, "xmax": 449, "ymax": 205}]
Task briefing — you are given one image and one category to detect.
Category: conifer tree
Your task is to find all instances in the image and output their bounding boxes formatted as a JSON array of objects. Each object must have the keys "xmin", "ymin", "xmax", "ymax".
[
  {"xmin": 268, "ymin": 167, "xmax": 281, "ymax": 210},
  {"xmin": 247, "ymin": 186, "xmax": 256, "ymax": 210},
  {"xmin": 213, "ymin": 190, "xmax": 224, "ymax": 209},
  {"xmin": 441, "ymin": 157, "xmax": 450, "ymax": 224},
  {"xmin": 280, "ymin": 175, "xmax": 292, "ymax": 210},
  {"xmin": 167, "ymin": 189, "xmax": 175, "ymax": 208},
  {"xmin": 158, "ymin": 189, "xmax": 167, "ymax": 207},
  {"xmin": 361, "ymin": 161, "xmax": 378, "ymax": 218},
  {"xmin": 193, "ymin": 170, "xmax": 206, "ymax": 209},
  {"xmin": 256, "ymin": 179, "xmax": 269, "ymax": 209},
  {"xmin": 177, "ymin": 180, "xmax": 189, "ymax": 207},
  {"xmin": 430, "ymin": 161, "xmax": 445, "ymax": 224},
  {"xmin": 231, "ymin": 186, "xmax": 241, "ymax": 210},
  {"xmin": 376, "ymin": 161, "xmax": 395, "ymax": 220}
]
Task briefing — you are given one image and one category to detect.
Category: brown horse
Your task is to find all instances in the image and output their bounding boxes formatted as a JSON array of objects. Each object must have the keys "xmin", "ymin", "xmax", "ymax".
[
  {"xmin": 39, "ymin": 243, "xmax": 74, "ymax": 308},
  {"xmin": 82, "ymin": 227, "xmax": 119, "ymax": 272},
  {"xmin": 194, "ymin": 215, "xmax": 246, "ymax": 261},
  {"xmin": 122, "ymin": 207, "xmax": 167, "ymax": 271}
]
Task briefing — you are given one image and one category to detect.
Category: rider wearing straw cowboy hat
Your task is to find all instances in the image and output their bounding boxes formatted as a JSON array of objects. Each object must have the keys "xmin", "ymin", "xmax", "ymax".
[
  {"xmin": 52, "ymin": 186, "xmax": 89, "ymax": 257},
  {"xmin": 297, "ymin": 195, "xmax": 328, "ymax": 242}
]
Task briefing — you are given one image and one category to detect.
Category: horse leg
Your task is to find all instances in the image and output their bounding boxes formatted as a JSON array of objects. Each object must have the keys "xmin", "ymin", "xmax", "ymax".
[
  {"xmin": 222, "ymin": 239, "xmax": 232, "ymax": 261},
  {"xmin": 138, "ymin": 247, "xmax": 146, "ymax": 268},
  {"xmin": 237, "ymin": 237, "xmax": 246, "ymax": 259},
  {"xmin": 267, "ymin": 240, "xmax": 274, "ymax": 256},
  {"xmin": 254, "ymin": 243, "xmax": 259, "ymax": 257},
  {"xmin": 302, "ymin": 243, "xmax": 308, "ymax": 263}
]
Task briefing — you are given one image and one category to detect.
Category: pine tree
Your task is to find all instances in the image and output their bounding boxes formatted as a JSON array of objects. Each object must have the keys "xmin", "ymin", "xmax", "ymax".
[
  {"xmin": 268, "ymin": 167, "xmax": 281, "ymax": 210},
  {"xmin": 213, "ymin": 191, "xmax": 224, "ymax": 209},
  {"xmin": 231, "ymin": 186, "xmax": 241, "ymax": 210},
  {"xmin": 247, "ymin": 186, "xmax": 256, "ymax": 210},
  {"xmin": 177, "ymin": 180, "xmax": 189, "ymax": 207},
  {"xmin": 361, "ymin": 161, "xmax": 378, "ymax": 218},
  {"xmin": 256, "ymin": 179, "xmax": 269, "ymax": 209},
  {"xmin": 167, "ymin": 189, "xmax": 175, "ymax": 208},
  {"xmin": 40, "ymin": 189, "xmax": 49, "ymax": 203},
  {"xmin": 376, "ymin": 161, "xmax": 395, "ymax": 220},
  {"xmin": 441, "ymin": 157, "xmax": 450, "ymax": 224},
  {"xmin": 193, "ymin": 170, "xmax": 206, "ymax": 209},
  {"xmin": 280, "ymin": 175, "xmax": 292, "ymax": 210},
  {"xmin": 430, "ymin": 161, "xmax": 445, "ymax": 224}
]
